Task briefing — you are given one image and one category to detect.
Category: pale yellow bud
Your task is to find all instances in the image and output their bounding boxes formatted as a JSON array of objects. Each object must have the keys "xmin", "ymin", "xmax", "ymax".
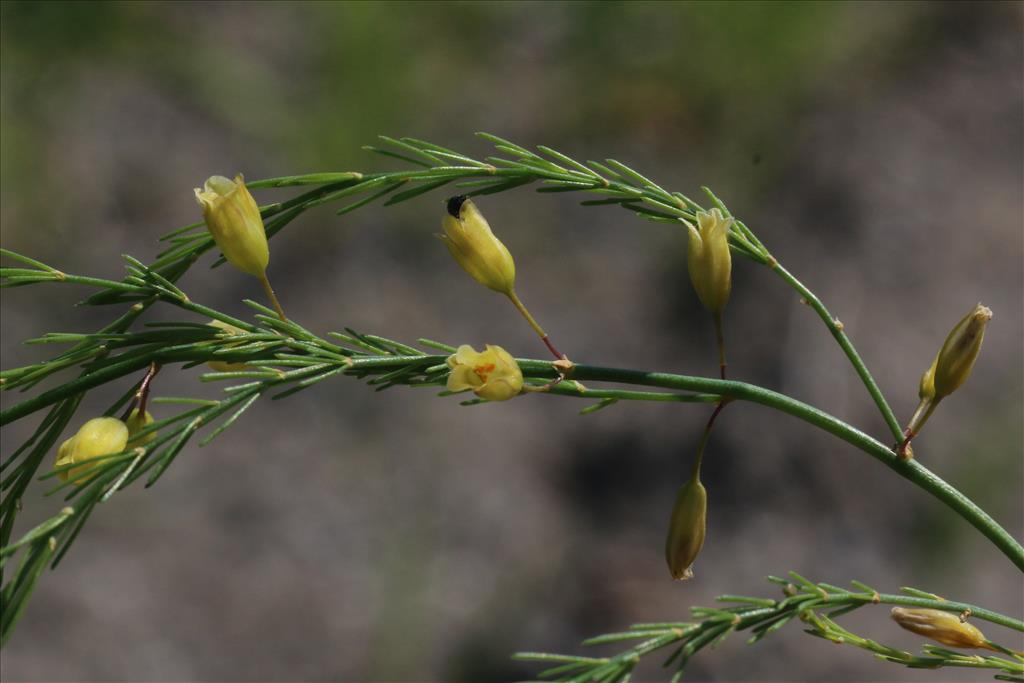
[
  {"xmin": 206, "ymin": 319, "xmax": 252, "ymax": 372},
  {"xmin": 918, "ymin": 360, "xmax": 936, "ymax": 401},
  {"xmin": 125, "ymin": 408, "xmax": 156, "ymax": 448},
  {"xmin": 664, "ymin": 477, "xmax": 707, "ymax": 580},
  {"xmin": 931, "ymin": 304, "xmax": 992, "ymax": 400},
  {"xmin": 194, "ymin": 174, "xmax": 269, "ymax": 277},
  {"xmin": 54, "ymin": 417, "xmax": 129, "ymax": 484},
  {"xmin": 446, "ymin": 344, "xmax": 523, "ymax": 401},
  {"xmin": 890, "ymin": 608, "xmax": 992, "ymax": 650},
  {"xmin": 438, "ymin": 196, "xmax": 516, "ymax": 295},
  {"xmin": 686, "ymin": 209, "xmax": 732, "ymax": 315}
]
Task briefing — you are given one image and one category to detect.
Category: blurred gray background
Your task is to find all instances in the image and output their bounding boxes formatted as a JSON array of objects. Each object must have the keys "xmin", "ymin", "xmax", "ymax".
[{"xmin": 1, "ymin": 1, "xmax": 1022, "ymax": 681}]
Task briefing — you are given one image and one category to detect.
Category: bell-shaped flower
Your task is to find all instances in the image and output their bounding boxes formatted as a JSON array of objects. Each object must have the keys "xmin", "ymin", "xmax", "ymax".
[
  {"xmin": 686, "ymin": 208, "xmax": 733, "ymax": 315},
  {"xmin": 55, "ymin": 417, "xmax": 129, "ymax": 484},
  {"xmin": 664, "ymin": 476, "xmax": 708, "ymax": 580},
  {"xmin": 195, "ymin": 174, "xmax": 270, "ymax": 278},
  {"xmin": 438, "ymin": 196, "xmax": 516, "ymax": 296},
  {"xmin": 446, "ymin": 344, "xmax": 523, "ymax": 402}
]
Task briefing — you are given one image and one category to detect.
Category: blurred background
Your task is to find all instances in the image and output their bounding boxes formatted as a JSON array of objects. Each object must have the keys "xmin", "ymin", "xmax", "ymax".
[{"xmin": 1, "ymin": 1, "xmax": 1022, "ymax": 681}]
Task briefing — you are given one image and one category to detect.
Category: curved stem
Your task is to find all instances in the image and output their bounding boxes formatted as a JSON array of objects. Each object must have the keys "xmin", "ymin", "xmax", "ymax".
[
  {"xmin": 506, "ymin": 289, "xmax": 565, "ymax": 360},
  {"xmin": 769, "ymin": 262, "xmax": 904, "ymax": 442},
  {"xmin": 258, "ymin": 273, "xmax": 287, "ymax": 322},
  {"xmin": 4, "ymin": 345, "xmax": 1019, "ymax": 570},
  {"xmin": 516, "ymin": 361, "xmax": 1024, "ymax": 571},
  {"xmin": 691, "ymin": 400, "xmax": 728, "ymax": 480}
]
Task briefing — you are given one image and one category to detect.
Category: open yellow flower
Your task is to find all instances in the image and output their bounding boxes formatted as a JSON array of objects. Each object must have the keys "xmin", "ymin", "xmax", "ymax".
[
  {"xmin": 446, "ymin": 344, "xmax": 523, "ymax": 401},
  {"xmin": 55, "ymin": 417, "xmax": 130, "ymax": 484}
]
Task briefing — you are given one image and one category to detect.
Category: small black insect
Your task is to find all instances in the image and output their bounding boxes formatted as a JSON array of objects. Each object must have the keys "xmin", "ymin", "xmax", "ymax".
[{"xmin": 446, "ymin": 195, "xmax": 468, "ymax": 218}]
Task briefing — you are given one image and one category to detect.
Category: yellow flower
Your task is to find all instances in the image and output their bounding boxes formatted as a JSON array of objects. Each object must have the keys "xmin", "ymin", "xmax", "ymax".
[
  {"xmin": 890, "ymin": 608, "xmax": 993, "ymax": 650},
  {"xmin": 931, "ymin": 303, "xmax": 992, "ymax": 400},
  {"xmin": 125, "ymin": 408, "xmax": 156, "ymax": 447},
  {"xmin": 664, "ymin": 476, "xmax": 708, "ymax": 580},
  {"xmin": 686, "ymin": 208, "xmax": 733, "ymax": 315},
  {"xmin": 206, "ymin": 319, "xmax": 252, "ymax": 372},
  {"xmin": 55, "ymin": 417, "xmax": 129, "ymax": 484},
  {"xmin": 438, "ymin": 196, "xmax": 516, "ymax": 295},
  {"xmin": 194, "ymin": 174, "xmax": 269, "ymax": 278},
  {"xmin": 446, "ymin": 344, "xmax": 523, "ymax": 401}
]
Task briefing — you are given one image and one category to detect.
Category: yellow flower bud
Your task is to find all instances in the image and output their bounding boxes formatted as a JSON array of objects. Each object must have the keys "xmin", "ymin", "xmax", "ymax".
[
  {"xmin": 686, "ymin": 208, "xmax": 733, "ymax": 315},
  {"xmin": 446, "ymin": 344, "xmax": 523, "ymax": 401},
  {"xmin": 194, "ymin": 174, "xmax": 269, "ymax": 277},
  {"xmin": 54, "ymin": 417, "xmax": 129, "ymax": 484},
  {"xmin": 206, "ymin": 319, "xmax": 252, "ymax": 372},
  {"xmin": 931, "ymin": 303, "xmax": 992, "ymax": 400},
  {"xmin": 664, "ymin": 476, "xmax": 707, "ymax": 580},
  {"xmin": 438, "ymin": 196, "xmax": 516, "ymax": 295},
  {"xmin": 125, "ymin": 408, "xmax": 156, "ymax": 448},
  {"xmin": 890, "ymin": 608, "xmax": 992, "ymax": 650}
]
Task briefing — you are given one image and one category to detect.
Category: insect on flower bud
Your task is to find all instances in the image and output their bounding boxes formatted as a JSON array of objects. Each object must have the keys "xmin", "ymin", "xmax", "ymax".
[
  {"xmin": 125, "ymin": 408, "xmax": 156, "ymax": 448},
  {"xmin": 931, "ymin": 303, "xmax": 992, "ymax": 400},
  {"xmin": 195, "ymin": 174, "xmax": 270, "ymax": 278},
  {"xmin": 686, "ymin": 208, "xmax": 733, "ymax": 315},
  {"xmin": 665, "ymin": 476, "xmax": 708, "ymax": 580},
  {"xmin": 890, "ymin": 608, "xmax": 993, "ymax": 650},
  {"xmin": 446, "ymin": 344, "xmax": 523, "ymax": 402},
  {"xmin": 54, "ymin": 417, "xmax": 130, "ymax": 484},
  {"xmin": 437, "ymin": 196, "xmax": 516, "ymax": 296}
]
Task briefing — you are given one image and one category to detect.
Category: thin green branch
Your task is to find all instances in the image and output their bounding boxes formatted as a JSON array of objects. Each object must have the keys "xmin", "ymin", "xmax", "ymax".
[
  {"xmin": 516, "ymin": 574, "xmax": 1024, "ymax": 683},
  {"xmin": 770, "ymin": 261, "xmax": 904, "ymax": 441}
]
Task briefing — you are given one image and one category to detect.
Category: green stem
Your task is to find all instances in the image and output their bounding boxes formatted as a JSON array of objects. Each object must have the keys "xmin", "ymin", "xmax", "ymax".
[
  {"xmin": 4, "ymin": 347, "xmax": 1018, "ymax": 570},
  {"xmin": 713, "ymin": 311, "xmax": 726, "ymax": 380},
  {"xmin": 519, "ymin": 361, "xmax": 1023, "ymax": 571},
  {"xmin": 770, "ymin": 262, "xmax": 904, "ymax": 442},
  {"xmin": 691, "ymin": 400, "xmax": 728, "ymax": 480}
]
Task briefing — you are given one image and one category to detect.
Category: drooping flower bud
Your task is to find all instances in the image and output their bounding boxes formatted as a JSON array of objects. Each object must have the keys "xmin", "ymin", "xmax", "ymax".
[
  {"xmin": 54, "ymin": 417, "xmax": 130, "ymax": 484},
  {"xmin": 686, "ymin": 208, "xmax": 733, "ymax": 315},
  {"xmin": 195, "ymin": 174, "xmax": 269, "ymax": 278},
  {"xmin": 446, "ymin": 344, "xmax": 523, "ymax": 401},
  {"xmin": 890, "ymin": 608, "xmax": 993, "ymax": 650},
  {"xmin": 664, "ymin": 476, "xmax": 708, "ymax": 580},
  {"xmin": 125, "ymin": 408, "xmax": 156, "ymax": 448},
  {"xmin": 206, "ymin": 319, "xmax": 252, "ymax": 372},
  {"xmin": 438, "ymin": 196, "xmax": 516, "ymax": 296},
  {"xmin": 931, "ymin": 304, "xmax": 992, "ymax": 400}
]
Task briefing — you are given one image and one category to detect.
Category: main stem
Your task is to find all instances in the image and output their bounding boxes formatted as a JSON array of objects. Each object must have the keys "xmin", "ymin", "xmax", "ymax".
[{"xmin": 532, "ymin": 362, "xmax": 1023, "ymax": 571}]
